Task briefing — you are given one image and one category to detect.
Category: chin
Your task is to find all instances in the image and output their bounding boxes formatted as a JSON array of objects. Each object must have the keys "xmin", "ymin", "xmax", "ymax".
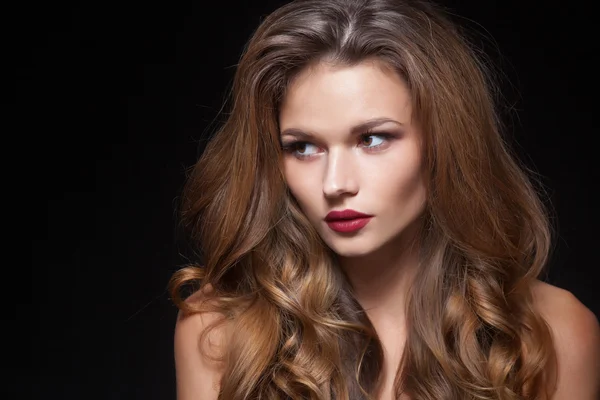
[{"xmin": 324, "ymin": 239, "xmax": 376, "ymax": 258}]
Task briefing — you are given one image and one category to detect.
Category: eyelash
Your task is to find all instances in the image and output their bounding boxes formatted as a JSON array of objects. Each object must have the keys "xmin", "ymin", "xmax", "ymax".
[{"xmin": 281, "ymin": 132, "xmax": 394, "ymax": 160}]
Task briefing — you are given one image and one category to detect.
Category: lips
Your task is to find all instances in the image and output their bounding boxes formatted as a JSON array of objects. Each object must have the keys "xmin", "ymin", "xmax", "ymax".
[
  {"xmin": 325, "ymin": 212, "xmax": 373, "ymax": 233},
  {"xmin": 324, "ymin": 209, "xmax": 372, "ymax": 222},
  {"xmin": 324, "ymin": 209, "xmax": 373, "ymax": 233}
]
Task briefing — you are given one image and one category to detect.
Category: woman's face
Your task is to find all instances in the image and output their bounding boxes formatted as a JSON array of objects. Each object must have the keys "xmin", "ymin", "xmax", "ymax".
[{"xmin": 279, "ymin": 60, "xmax": 427, "ymax": 258}]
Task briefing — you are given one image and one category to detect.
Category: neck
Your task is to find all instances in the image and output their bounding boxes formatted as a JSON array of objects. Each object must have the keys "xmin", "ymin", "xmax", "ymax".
[{"xmin": 337, "ymin": 221, "xmax": 422, "ymax": 327}]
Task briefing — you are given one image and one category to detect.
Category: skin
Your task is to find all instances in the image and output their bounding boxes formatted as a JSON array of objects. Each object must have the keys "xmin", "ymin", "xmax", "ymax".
[
  {"xmin": 279, "ymin": 59, "xmax": 424, "ymax": 316},
  {"xmin": 172, "ymin": 59, "xmax": 600, "ymax": 400}
]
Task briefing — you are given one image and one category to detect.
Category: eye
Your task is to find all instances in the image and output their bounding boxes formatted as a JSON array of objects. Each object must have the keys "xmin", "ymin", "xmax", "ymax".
[
  {"xmin": 360, "ymin": 134, "xmax": 387, "ymax": 148},
  {"xmin": 281, "ymin": 142, "xmax": 320, "ymax": 159}
]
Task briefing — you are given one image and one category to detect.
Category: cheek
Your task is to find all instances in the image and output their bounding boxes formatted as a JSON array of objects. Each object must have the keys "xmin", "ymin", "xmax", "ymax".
[
  {"xmin": 370, "ymin": 153, "xmax": 425, "ymax": 203},
  {"xmin": 284, "ymin": 166, "xmax": 318, "ymax": 213}
]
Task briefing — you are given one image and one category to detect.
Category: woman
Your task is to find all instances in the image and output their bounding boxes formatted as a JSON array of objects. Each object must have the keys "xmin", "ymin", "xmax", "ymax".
[{"xmin": 169, "ymin": 0, "xmax": 600, "ymax": 399}]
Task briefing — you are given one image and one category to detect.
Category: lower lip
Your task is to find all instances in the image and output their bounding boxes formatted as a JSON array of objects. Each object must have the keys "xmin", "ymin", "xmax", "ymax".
[{"xmin": 326, "ymin": 217, "xmax": 372, "ymax": 233}]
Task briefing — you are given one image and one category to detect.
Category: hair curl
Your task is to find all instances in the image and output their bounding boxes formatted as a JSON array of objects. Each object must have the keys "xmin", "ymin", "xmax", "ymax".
[{"xmin": 169, "ymin": 0, "xmax": 557, "ymax": 398}]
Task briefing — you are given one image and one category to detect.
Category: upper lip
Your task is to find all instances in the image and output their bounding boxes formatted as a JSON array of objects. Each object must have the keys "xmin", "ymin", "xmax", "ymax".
[{"xmin": 324, "ymin": 209, "xmax": 372, "ymax": 221}]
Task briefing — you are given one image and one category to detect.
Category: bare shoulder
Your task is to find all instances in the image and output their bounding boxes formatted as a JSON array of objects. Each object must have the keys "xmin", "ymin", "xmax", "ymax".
[
  {"xmin": 531, "ymin": 280, "xmax": 600, "ymax": 399},
  {"xmin": 530, "ymin": 280, "xmax": 599, "ymax": 336},
  {"xmin": 174, "ymin": 284, "xmax": 231, "ymax": 400}
]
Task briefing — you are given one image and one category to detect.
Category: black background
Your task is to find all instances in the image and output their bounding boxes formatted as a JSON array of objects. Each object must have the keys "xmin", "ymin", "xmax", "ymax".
[{"xmin": 21, "ymin": 0, "xmax": 598, "ymax": 399}]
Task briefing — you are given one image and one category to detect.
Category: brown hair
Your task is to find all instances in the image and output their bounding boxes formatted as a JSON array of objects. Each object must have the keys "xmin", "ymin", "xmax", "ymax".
[{"xmin": 169, "ymin": 0, "xmax": 556, "ymax": 398}]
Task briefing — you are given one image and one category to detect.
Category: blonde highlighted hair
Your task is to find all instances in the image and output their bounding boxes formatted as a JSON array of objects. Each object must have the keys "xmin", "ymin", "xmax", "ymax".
[{"xmin": 169, "ymin": 0, "xmax": 556, "ymax": 398}]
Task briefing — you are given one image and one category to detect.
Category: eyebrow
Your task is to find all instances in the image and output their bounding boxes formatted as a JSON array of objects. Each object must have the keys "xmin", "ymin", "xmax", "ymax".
[{"xmin": 280, "ymin": 117, "xmax": 404, "ymax": 139}]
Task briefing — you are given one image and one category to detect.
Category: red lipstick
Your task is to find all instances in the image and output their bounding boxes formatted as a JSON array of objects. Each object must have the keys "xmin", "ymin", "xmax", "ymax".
[{"xmin": 324, "ymin": 209, "xmax": 373, "ymax": 233}]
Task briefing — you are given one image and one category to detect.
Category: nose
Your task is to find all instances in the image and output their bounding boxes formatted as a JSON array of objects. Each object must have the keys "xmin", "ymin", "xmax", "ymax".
[{"xmin": 322, "ymin": 149, "xmax": 359, "ymax": 198}]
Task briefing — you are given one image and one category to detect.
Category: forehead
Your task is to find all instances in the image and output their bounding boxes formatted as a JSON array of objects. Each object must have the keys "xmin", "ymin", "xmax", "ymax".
[{"xmin": 279, "ymin": 60, "xmax": 412, "ymax": 133}]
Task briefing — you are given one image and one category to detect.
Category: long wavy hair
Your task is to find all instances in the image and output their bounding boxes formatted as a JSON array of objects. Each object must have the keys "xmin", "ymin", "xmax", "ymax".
[{"xmin": 169, "ymin": 0, "xmax": 557, "ymax": 398}]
